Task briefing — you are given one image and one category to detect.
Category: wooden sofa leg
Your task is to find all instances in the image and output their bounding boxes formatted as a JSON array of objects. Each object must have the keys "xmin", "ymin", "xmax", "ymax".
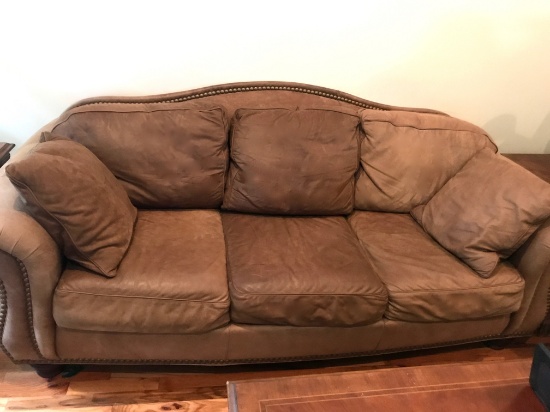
[
  {"xmin": 31, "ymin": 364, "xmax": 84, "ymax": 379},
  {"xmin": 31, "ymin": 364, "xmax": 65, "ymax": 379}
]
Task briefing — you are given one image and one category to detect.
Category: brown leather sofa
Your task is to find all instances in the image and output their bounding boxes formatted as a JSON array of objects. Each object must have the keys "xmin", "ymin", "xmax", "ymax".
[{"xmin": 1, "ymin": 82, "xmax": 549, "ymax": 378}]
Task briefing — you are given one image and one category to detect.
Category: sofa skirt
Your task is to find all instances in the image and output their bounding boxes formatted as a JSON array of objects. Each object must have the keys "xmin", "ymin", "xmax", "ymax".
[{"xmin": 53, "ymin": 316, "xmax": 511, "ymax": 364}]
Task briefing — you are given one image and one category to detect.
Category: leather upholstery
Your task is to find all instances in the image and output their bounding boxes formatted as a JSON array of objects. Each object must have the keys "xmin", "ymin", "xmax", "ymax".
[
  {"xmin": 67, "ymin": 82, "xmax": 445, "ymax": 119},
  {"xmin": 56, "ymin": 326, "xmax": 230, "ymax": 362},
  {"xmin": 0, "ymin": 209, "xmax": 61, "ymax": 360},
  {"xmin": 378, "ymin": 317, "xmax": 510, "ymax": 350},
  {"xmin": 53, "ymin": 210, "xmax": 229, "ymax": 334},
  {"xmin": 412, "ymin": 149, "xmax": 550, "ymax": 277},
  {"xmin": 56, "ymin": 323, "xmax": 379, "ymax": 362},
  {"xmin": 6, "ymin": 138, "xmax": 137, "ymax": 277},
  {"xmin": 223, "ymin": 108, "xmax": 361, "ymax": 215},
  {"xmin": 0, "ymin": 83, "xmax": 547, "ymax": 366},
  {"xmin": 355, "ymin": 109, "xmax": 496, "ymax": 212},
  {"xmin": 55, "ymin": 316, "xmax": 509, "ymax": 362},
  {"xmin": 505, "ymin": 218, "xmax": 550, "ymax": 334},
  {"xmin": 222, "ymin": 213, "xmax": 388, "ymax": 326},
  {"xmin": 0, "ymin": 127, "xmax": 61, "ymax": 360},
  {"xmin": 349, "ymin": 211, "xmax": 525, "ymax": 322},
  {"xmin": 225, "ymin": 322, "xmax": 384, "ymax": 360},
  {"xmin": 0, "ymin": 251, "xmax": 43, "ymax": 360},
  {"xmin": 50, "ymin": 105, "xmax": 228, "ymax": 209}
]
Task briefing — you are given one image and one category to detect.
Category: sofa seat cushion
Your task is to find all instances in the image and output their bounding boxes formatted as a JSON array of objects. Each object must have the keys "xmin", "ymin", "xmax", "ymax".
[
  {"xmin": 53, "ymin": 210, "xmax": 230, "ymax": 334},
  {"xmin": 222, "ymin": 213, "xmax": 388, "ymax": 326},
  {"xmin": 348, "ymin": 211, "xmax": 525, "ymax": 322}
]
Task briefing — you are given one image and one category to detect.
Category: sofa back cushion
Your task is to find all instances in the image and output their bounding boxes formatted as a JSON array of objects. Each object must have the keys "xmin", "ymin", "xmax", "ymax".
[
  {"xmin": 50, "ymin": 104, "xmax": 228, "ymax": 208},
  {"xmin": 222, "ymin": 108, "xmax": 361, "ymax": 215},
  {"xmin": 356, "ymin": 109, "xmax": 497, "ymax": 212}
]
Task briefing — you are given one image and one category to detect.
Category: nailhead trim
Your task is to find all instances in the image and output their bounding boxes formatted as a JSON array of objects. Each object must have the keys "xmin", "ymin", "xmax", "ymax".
[
  {"xmin": 16, "ymin": 258, "xmax": 45, "ymax": 359},
  {"xmin": 0, "ymin": 259, "xmax": 46, "ymax": 360},
  {"xmin": 0, "ymin": 281, "xmax": 16, "ymax": 362},
  {"xmin": 72, "ymin": 85, "xmax": 384, "ymax": 111},
  {"xmin": 13, "ymin": 333, "xmax": 530, "ymax": 365},
  {"xmin": 543, "ymin": 288, "xmax": 550, "ymax": 333}
]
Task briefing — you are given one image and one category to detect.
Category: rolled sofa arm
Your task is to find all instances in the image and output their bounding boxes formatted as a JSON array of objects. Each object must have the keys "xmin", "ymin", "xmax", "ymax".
[
  {"xmin": 504, "ymin": 217, "xmax": 550, "ymax": 335},
  {"xmin": 0, "ymin": 126, "xmax": 62, "ymax": 361}
]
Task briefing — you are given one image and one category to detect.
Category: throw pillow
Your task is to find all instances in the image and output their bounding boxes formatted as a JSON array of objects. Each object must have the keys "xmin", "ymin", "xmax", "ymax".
[
  {"xmin": 6, "ymin": 138, "xmax": 137, "ymax": 277},
  {"xmin": 411, "ymin": 148, "xmax": 550, "ymax": 277}
]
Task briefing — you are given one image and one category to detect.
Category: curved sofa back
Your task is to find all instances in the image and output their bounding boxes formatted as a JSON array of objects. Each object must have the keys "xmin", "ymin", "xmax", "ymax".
[
  {"xmin": 47, "ymin": 81, "xmax": 496, "ymax": 212},
  {"xmin": 62, "ymin": 81, "xmax": 446, "ymax": 117}
]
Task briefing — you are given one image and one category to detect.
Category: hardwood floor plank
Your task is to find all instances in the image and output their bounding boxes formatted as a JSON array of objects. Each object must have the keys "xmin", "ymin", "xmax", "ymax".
[
  {"xmin": 67, "ymin": 378, "xmax": 160, "ymax": 396},
  {"xmin": 2, "ymin": 388, "xmax": 227, "ymax": 410},
  {"xmin": 0, "ymin": 371, "xmax": 69, "ymax": 397},
  {"xmin": 0, "ymin": 337, "xmax": 548, "ymax": 411},
  {"xmin": 0, "ymin": 361, "xmax": 26, "ymax": 375},
  {"xmin": 67, "ymin": 372, "xmax": 113, "ymax": 382},
  {"xmin": 90, "ymin": 386, "xmax": 228, "ymax": 405},
  {"xmin": 4, "ymin": 396, "xmax": 112, "ymax": 412},
  {"xmin": 111, "ymin": 399, "xmax": 228, "ymax": 412}
]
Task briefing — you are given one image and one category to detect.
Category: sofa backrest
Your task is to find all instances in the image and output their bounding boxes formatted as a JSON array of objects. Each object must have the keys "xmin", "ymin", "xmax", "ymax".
[
  {"xmin": 51, "ymin": 104, "xmax": 228, "ymax": 208},
  {"xmin": 62, "ymin": 82, "xmax": 444, "ymax": 119},
  {"xmin": 48, "ymin": 81, "xmax": 496, "ymax": 213},
  {"xmin": 222, "ymin": 107, "xmax": 361, "ymax": 215},
  {"xmin": 355, "ymin": 109, "xmax": 498, "ymax": 212}
]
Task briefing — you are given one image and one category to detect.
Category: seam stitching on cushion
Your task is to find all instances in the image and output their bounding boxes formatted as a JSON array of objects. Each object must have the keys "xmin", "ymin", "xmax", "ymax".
[
  {"xmin": 55, "ymin": 289, "xmax": 230, "ymax": 304},
  {"xmin": 389, "ymin": 279, "xmax": 525, "ymax": 295},
  {"xmin": 230, "ymin": 288, "xmax": 389, "ymax": 299},
  {"xmin": 232, "ymin": 107, "xmax": 362, "ymax": 118},
  {"xmin": 362, "ymin": 120, "xmax": 488, "ymax": 135},
  {"xmin": 52, "ymin": 106, "xmax": 228, "ymax": 134},
  {"xmin": 63, "ymin": 102, "xmax": 224, "ymax": 115}
]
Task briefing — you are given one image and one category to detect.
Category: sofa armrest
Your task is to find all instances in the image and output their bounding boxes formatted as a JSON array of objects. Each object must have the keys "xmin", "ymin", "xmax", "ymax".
[
  {"xmin": 504, "ymin": 217, "xmax": 550, "ymax": 335},
  {"xmin": 0, "ymin": 127, "xmax": 62, "ymax": 361}
]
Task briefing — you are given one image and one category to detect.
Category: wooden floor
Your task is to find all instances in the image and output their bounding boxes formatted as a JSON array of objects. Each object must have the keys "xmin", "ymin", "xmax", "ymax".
[{"xmin": 1, "ymin": 337, "xmax": 548, "ymax": 411}]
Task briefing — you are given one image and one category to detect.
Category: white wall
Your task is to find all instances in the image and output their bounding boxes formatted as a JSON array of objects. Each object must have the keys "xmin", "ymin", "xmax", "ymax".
[{"xmin": 1, "ymin": 1, "xmax": 549, "ymax": 153}]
